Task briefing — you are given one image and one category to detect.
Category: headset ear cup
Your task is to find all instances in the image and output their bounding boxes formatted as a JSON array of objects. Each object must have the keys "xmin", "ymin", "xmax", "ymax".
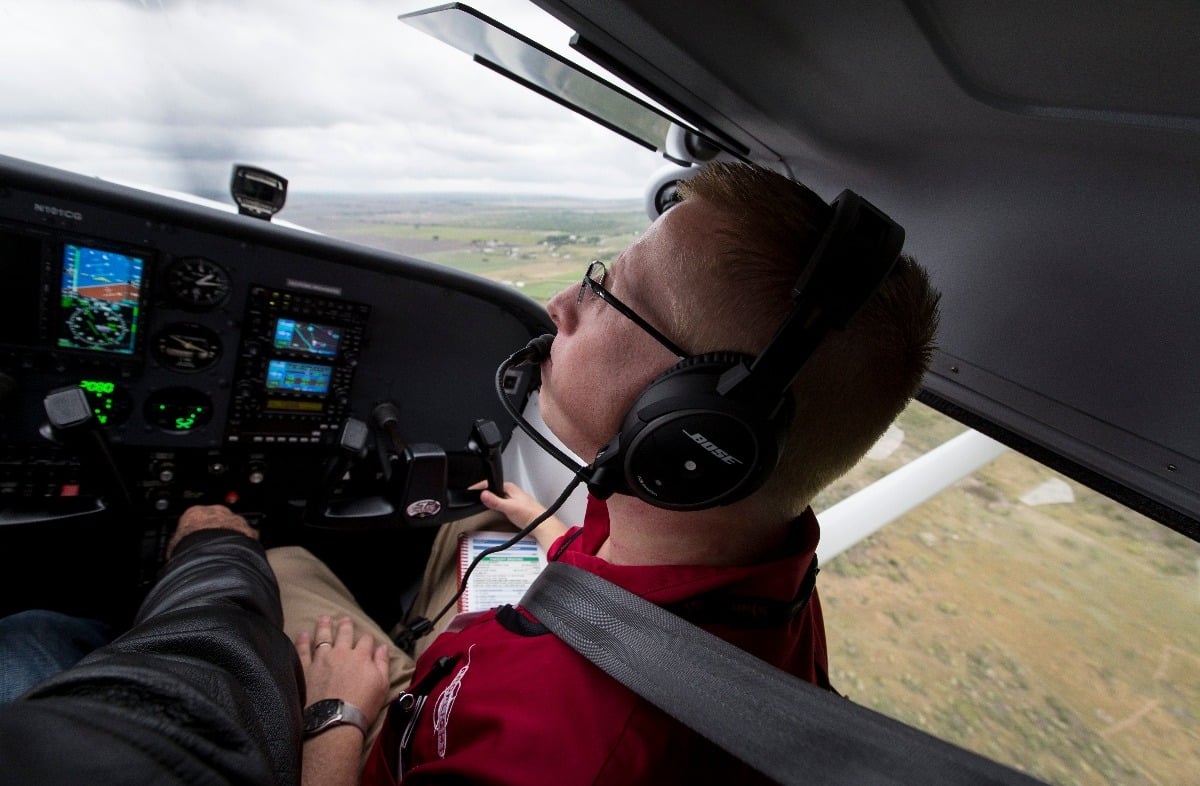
[
  {"xmin": 650, "ymin": 351, "xmax": 751, "ymax": 381},
  {"xmin": 588, "ymin": 353, "xmax": 748, "ymax": 503},
  {"xmin": 605, "ymin": 352, "xmax": 787, "ymax": 510}
]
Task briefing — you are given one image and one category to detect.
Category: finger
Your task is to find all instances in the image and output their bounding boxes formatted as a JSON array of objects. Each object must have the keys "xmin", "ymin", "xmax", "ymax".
[
  {"xmin": 501, "ymin": 482, "xmax": 526, "ymax": 499},
  {"xmin": 333, "ymin": 616, "xmax": 354, "ymax": 648},
  {"xmin": 353, "ymin": 628, "xmax": 377, "ymax": 653},
  {"xmin": 481, "ymin": 490, "xmax": 522, "ymax": 515},
  {"xmin": 295, "ymin": 629, "xmax": 312, "ymax": 666},
  {"xmin": 179, "ymin": 504, "xmax": 238, "ymax": 528},
  {"xmin": 374, "ymin": 644, "xmax": 390, "ymax": 679},
  {"xmin": 313, "ymin": 615, "xmax": 334, "ymax": 651},
  {"xmin": 177, "ymin": 504, "xmax": 216, "ymax": 528},
  {"xmin": 169, "ymin": 505, "xmax": 254, "ymax": 558},
  {"xmin": 500, "ymin": 484, "xmax": 539, "ymax": 510}
]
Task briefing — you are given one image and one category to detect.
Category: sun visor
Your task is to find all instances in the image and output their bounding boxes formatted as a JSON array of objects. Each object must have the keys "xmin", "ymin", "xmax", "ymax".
[{"xmin": 398, "ymin": 3, "xmax": 729, "ymax": 165}]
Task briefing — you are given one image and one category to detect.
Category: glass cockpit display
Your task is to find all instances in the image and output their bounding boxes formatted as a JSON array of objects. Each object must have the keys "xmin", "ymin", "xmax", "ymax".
[
  {"xmin": 57, "ymin": 243, "xmax": 145, "ymax": 355},
  {"xmin": 225, "ymin": 285, "xmax": 369, "ymax": 445},
  {"xmin": 265, "ymin": 359, "xmax": 333, "ymax": 396},
  {"xmin": 272, "ymin": 318, "xmax": 341, "ymax": 357}
]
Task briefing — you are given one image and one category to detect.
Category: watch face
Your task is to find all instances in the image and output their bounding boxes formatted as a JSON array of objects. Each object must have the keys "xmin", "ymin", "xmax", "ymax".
[{"xmin": 303, "ymin": 699, "xmax": 342, "ymax": 734}]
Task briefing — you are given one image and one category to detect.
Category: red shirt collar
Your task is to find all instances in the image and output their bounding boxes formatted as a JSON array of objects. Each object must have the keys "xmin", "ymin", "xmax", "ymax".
[{"xmin": 549, "ymin": 495, "xmax": 820, "ymax": 607}]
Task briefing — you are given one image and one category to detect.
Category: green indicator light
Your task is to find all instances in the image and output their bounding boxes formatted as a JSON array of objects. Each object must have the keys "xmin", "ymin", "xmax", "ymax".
[{"xmin": 79, "ymin": 379, "xmax": 115, "ymax": 394}]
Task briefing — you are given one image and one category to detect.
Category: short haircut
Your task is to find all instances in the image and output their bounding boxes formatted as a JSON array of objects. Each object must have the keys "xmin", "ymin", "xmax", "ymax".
[{"xmin": 674, "ymin": 162, "xmax": 941, "ymax": 516}]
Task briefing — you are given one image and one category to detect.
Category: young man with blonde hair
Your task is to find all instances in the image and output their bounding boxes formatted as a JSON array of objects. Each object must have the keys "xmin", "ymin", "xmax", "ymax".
[{"xmin": 283, "ymin": 160, "xmax": 941, "ymax": 785}]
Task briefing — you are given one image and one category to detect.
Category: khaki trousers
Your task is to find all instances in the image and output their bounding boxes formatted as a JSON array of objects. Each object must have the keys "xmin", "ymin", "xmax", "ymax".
[{"xmin": 268, "ymin": 509, "xmax": 515, "ymax": 764}]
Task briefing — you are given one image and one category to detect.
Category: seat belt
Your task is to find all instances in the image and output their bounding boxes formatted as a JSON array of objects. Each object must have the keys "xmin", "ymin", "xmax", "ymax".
[{"xmin": 521, "ymin": 561, "xmax": 1046, "ymax": 786}]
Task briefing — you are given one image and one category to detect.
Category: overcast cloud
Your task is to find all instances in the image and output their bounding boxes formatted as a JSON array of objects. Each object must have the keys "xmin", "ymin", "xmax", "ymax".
[{"xmin": 0, "ymin": 0, "xmax": 664, "ymax": 199}]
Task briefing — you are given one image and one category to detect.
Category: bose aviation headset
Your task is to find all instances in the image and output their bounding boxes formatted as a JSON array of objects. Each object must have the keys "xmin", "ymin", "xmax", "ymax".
[{"xmin": 499, "ymin": 189, "xmax": 904, "ymax": 512}]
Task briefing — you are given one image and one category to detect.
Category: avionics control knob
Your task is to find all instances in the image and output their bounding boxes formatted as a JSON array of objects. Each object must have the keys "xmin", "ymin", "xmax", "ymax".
[
  {"xmin": 151, "ymin": 491, "xmax": 172, "ymax": 512},
  {"xmin": 248, "ymin": 463, "xmax": 266, "ymax": 485}
]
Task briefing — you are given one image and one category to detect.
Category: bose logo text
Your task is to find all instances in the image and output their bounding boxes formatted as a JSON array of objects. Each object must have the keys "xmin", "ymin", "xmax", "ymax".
[
  {"xmin": 682, "ymin": 430, "xmax": 743, "ymax": 465},
  {"xmin": 34, "ymin": 204, "xmax": 83, "ymax": 221}
]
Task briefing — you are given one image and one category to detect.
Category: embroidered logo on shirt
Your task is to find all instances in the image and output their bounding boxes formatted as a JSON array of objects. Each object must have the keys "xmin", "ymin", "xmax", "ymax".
[{"xmin": 432, "ymin": 644, "xmax": 474, "ymax": 758}]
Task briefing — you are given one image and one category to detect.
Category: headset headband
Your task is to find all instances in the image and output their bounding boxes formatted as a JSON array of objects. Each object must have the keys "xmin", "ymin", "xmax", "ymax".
[{"xmin": 717, "ymin": 190, "xmax": 905, "ymax": 415}]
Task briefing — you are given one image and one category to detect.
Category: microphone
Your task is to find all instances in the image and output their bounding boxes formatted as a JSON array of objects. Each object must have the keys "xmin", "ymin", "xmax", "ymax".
[
  {"xmin": 507, "ymin": 333, "xmax": 554, "ymax": 366},
  {"xmin": 495, "ymin": 334, "xmax": 587, "ymax": 474}
]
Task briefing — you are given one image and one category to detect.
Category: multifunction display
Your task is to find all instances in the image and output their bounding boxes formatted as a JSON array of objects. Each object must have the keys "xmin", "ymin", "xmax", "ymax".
[
  {"xmin": 227, "ymin": 286, "xmax": 369, "ymax": 445},
  {"xmin": 266, "ymin": 359, "xmax": 334, "ymax": 395},
  {"xmin": 272, "ymin": 318, "xmax": 341, "ymax": 357}
]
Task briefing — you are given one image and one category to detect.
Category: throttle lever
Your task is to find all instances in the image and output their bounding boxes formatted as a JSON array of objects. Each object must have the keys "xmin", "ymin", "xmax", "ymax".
[
  {"xmin": 446, "ymin": 418, "xmax": 505, "ymax": 509},
  {"xmin": 371, "ymin": 401, "xmax": 405, "ymax": 482},
  {"xmin": 391, "ymin": 417, "xmax": 507, "ymax": 521},
  {"xmin": 467, "ymin": 418, "xmax": 504, "ymax": 496},
  {"xmin": 400, "ymin": 443, "xmax": 448, "ymax": 526},
  {"xmin": 310, "ymin": 413, "xmax": 506, "ymax": 530},
  {"xmin": 308, "ymin": 416, "xmax": 370, "ymax": 519}
]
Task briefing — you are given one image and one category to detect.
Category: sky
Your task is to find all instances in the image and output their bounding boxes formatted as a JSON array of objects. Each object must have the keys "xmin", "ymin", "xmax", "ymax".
[{"xmin": 0, "ymin": 0, "xmax": 665, "ymax": 199}]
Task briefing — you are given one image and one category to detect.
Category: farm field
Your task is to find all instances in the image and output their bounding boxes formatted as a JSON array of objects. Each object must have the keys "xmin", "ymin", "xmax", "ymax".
[{"xmin": 285, "ymin": 193, "xmax": 647, "ymax": 303}]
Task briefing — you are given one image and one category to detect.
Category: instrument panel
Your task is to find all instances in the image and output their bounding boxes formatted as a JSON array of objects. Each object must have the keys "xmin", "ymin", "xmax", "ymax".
[
  {"xmin": 1, "ymin": 228, "xmax": 375, "ymax": 449},
  {"xmin": 0, "ymin": 155, "xmax": 550, "ymax": 622}
]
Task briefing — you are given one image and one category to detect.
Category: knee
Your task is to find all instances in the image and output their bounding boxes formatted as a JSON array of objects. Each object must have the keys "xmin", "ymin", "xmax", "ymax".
[{"xmin": 266, "ymin": 545, "xmax": 319, "ymax": 575}]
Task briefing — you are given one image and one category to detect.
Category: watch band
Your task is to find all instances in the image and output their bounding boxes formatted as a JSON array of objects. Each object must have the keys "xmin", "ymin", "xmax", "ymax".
[{"xmin": 302, "ymin": 698, "xmax": 370, "ymax": 738}]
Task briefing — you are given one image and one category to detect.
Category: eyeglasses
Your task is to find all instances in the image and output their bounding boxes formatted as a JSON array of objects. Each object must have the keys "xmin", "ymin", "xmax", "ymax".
[{"xmin": 577, "ymin": 260, "xmax": 686, "ymax": 357}]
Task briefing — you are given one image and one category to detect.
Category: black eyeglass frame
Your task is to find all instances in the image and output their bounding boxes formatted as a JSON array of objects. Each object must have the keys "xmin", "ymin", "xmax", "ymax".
[{"xmin": 577, "ymin": 260, "xmax": 687, "ymax": 358}]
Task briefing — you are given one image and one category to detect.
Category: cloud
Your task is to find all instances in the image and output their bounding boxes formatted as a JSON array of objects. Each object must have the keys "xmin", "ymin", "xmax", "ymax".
[{"xmin": 0, "ymin": 0, "xmax": 662, "ymax": 198}]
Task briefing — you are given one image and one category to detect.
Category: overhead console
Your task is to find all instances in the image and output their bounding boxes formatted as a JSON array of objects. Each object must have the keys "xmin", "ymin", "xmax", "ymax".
[{"xmin": 0, "ymin": 154, "xmax": 551, "ymax": 619}]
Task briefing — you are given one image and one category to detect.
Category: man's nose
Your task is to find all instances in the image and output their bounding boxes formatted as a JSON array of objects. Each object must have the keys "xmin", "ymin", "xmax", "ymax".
[{"xmin": 546, "ymin": 286, "xmax": 575, "ymax": 331}]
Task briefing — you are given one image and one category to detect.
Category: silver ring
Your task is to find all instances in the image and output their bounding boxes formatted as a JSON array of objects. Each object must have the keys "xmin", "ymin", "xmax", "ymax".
[{"xmin": 314, "ymin": 641, "xmax": 333, "ymax": 649}]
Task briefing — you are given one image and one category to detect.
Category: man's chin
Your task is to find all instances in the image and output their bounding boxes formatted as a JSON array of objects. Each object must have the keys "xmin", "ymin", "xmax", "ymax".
[
  {"xmin": 539, "ymin": 397, "xmax": 565, "ymax": 442},
  {"xmin": 536, "ymin": 399, "xmax": 589, "ymax": 462}
]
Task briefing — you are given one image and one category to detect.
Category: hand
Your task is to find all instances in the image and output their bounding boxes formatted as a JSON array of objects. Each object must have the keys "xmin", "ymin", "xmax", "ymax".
[
  {"xmin": 478, "ymin": 481, "xmax": 569, "ymax": 551},
  {"xmin": 166, "ymin": 504, "xmax": 257, "ymax": 559},
  {"xmin": 296, "ymin": 616, "xmax": 389, "ymax": 725}
]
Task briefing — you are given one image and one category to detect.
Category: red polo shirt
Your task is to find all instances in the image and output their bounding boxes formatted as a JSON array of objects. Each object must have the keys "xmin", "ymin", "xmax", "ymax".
[{"xmin": 364, "ymin": 496, "xmax": 828, "ymax": 785}]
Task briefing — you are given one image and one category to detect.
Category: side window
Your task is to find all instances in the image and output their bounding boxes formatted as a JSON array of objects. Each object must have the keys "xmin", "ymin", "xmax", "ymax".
[{"xmin": 816, "ymin": 401, "xmax": 1200, "ymax": 786}]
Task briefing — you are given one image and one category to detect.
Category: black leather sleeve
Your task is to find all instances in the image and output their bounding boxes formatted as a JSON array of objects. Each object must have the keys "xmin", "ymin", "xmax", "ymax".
[{"xmin": 0, "ymin": 531, "xmax": 303, "ymax": 786}]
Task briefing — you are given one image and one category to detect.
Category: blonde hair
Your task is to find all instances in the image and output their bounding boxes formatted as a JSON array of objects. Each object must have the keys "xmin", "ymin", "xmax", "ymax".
[{"xmin": 674, "ymin": 162, "xmax": 941, "ymax": 516}]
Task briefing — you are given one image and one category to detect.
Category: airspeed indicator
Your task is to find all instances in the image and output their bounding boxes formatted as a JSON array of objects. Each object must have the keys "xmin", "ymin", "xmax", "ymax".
[{"xmin": 165, "ymin": 257, "xmax": 230, "ymax": 309}]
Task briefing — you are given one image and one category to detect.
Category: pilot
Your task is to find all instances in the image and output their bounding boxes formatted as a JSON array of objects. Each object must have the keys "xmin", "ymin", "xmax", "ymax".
[{"xmin": 277, "ymin": 160, "xmax": 942, "ymax": 785}]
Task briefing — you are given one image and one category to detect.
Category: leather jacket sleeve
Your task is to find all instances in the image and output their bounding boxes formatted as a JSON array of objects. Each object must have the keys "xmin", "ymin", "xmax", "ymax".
[{"xmin": 0, "ymin": 530, "xmax": 303, "ymax": 786}]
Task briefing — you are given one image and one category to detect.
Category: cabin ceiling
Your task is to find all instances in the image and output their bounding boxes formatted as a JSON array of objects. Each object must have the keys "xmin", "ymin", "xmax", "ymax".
[{"xmin": 531, "ymin": 0, "xmax": 1200, "ymax": 536}]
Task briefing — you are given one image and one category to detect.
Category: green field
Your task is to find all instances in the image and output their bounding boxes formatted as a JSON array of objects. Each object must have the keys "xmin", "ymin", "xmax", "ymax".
[
  {"xmin": 285, "ymin": 194, "xmax": 1199, "ymax": 786},
  {"xmin": 285, "ymin": 194, "xmax": 649, "ymax": 303}
]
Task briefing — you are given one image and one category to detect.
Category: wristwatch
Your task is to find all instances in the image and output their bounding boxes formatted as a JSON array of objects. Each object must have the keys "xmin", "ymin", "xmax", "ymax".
[{"xmin": 302, "ymin": 698, "xmax": 370, "ymax": 738}]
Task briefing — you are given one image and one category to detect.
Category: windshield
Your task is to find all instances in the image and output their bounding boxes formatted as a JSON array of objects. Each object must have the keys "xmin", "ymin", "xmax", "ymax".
[{"xmin": 0, "ymin": 0, "xmax": 660, "ymax": 201}]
